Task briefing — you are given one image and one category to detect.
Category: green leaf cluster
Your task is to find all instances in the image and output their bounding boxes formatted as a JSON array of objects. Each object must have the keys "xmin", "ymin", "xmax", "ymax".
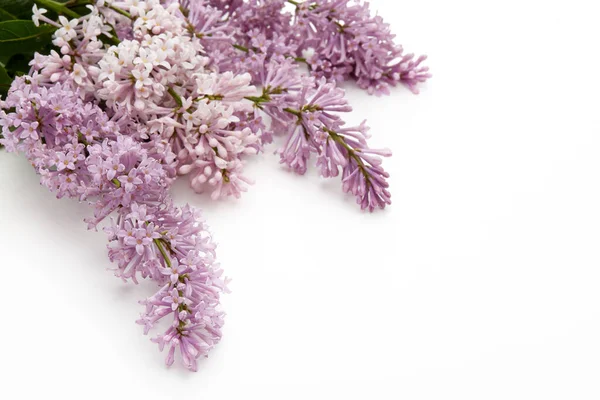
[
  {"xmin": 0, "ymin": 0, "xmax": 35, "ymax": 20},
  {"xmin": 0, "ymin": 19, "xmax": 55, "ymax": 96},
  {"xmin": 0, "ymin": 0, "xmax": 77, "ymax": 96},
  {"xmin": 0, "ymin": 0, "xmax": 98, "ymax": 97}
]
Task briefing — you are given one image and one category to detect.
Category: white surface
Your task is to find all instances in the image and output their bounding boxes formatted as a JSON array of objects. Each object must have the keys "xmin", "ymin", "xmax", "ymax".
[{"xmin": 1, "ymin": 1, "xmax": 600, "ymax": 399}]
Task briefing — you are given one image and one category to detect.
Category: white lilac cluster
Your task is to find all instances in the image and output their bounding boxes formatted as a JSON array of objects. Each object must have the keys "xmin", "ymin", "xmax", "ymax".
[
  {"xmin": 32, "ymin": 0, "xmax": 262, "ymax": 200},
  {"xmin": 93, "ymin": 1, "xmax": 262, "ymax": 199}
]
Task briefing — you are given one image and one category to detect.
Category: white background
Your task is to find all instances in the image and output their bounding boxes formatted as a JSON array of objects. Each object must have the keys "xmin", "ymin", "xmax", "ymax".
[{"xmin": 1, "ymin": 1, "xmax": 600, "ymax": 399}]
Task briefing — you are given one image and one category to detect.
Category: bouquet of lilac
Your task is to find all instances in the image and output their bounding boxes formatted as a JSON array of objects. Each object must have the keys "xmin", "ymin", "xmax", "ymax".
[{"xmin": 0, "ymin": 0, "xmax": 429, "ymax": 371}]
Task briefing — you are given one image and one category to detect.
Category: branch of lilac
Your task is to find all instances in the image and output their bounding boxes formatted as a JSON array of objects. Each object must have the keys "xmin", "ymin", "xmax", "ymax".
[{"xmin": 0, "ymin": 0, "xmax": 430, "ymax": 371}]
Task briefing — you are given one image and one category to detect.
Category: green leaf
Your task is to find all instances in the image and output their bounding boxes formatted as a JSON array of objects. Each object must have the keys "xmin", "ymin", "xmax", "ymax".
[
  {"xmin": 0, "ymin": 63, "xmax": 11, "ymax": 97},
  {"xmin": 0, "ymin": 0, "xmax": 34, "ymax": 19},
  {"xmin": 4, "ymin": 53, "xmax": 32, "ymax": 76},
  {"xmin": 0, "ymin": 7, "xmax": 17, "ymax": 21},
  {"xmin": 0, "ymin": 0, "xmax": 85, "ymax": 23},
  {"xmin": 0, "ymin": 20, "xmax": 55, "ymax": 59}
]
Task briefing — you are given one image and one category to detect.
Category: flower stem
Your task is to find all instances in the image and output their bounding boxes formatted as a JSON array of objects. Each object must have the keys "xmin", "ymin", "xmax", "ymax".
[
  {"xmin": 326, "ymin": 128, "xmax": 372, "ymax": 188},
  {"xmin": 283, "ymin": 107, "xmax": 302, "ymax": 117},
  {"xmin": 154, "ymin": 238, "xmax": 172, "ymax": 268},
  {"xmin": 287, "ymin": 0, "xmax": 318, "ymax": 11},
  {"xmin": 107, "ymin": 4, "xmax": 132, "ymax": 19},
  {"xmin": 34, "ymin": 0, "xmax": 80, "ymax": 18},
  {"xmin": 167, "ymin": 87, "xmax": 183, "ymax": 108},
  {"xmin": 101, "ymin": 32, "xmax": 121, "ymax": 46},
  {"xmin": 233, "ymin": 44, "xmax": 250, "ymax": 53}
]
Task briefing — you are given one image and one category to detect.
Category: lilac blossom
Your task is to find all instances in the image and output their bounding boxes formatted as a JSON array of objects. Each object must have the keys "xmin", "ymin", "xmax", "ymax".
[
  {"xmin": 0, "ymin": 0, "xmax": 430, "ymax": 372},
  {"xmin": 1, "ymin": 78, "xmax": 227, "ymax": 370},
  {"xmin": 288, "ymin": 0, "xmax": 431, "ymax": 95},
  {"xmin": 244, "ymin": 59, "xmax": 392, "ymax": 210},
  {"xmin": 187, "ymin": 0, "xmax": 431, "ymax": 95}
]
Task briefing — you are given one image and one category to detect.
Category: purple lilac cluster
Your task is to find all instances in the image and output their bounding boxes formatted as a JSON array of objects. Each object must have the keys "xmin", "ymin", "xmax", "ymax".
[
  {"xmin": 290, "ymin": 0, "xmax": 430, "ymax": 95},
  {"xmin": 0, "ymin": 78, "xmax": 228, "ymax": 371},
  {"xmin": 0, "ymin": 0, "xmax": 429, "ymax": 371},
  {"xmin": 180, "ymin": 0, "xmax": 423, "ymax": 210},
  {"xmin": 246, "ymin": 60, "xmax": 392, "ymax": 210},
  {"xmin": 198, "ymin": 0, "xmax": 431, "ymax": 95}
]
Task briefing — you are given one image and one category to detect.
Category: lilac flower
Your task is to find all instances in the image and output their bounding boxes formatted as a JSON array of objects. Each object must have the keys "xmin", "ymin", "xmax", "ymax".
[
  {"xmin": 133, "ymin": 202, "xmax": 227, "ymax": 370},
  {"xmin": 244, "ymin": 61, "xmax": 393, "ymax": 210},
  {"xmin": 207, "ymin": 0, "xmax": 244, "ymax": 14},
  {"xmin": 20, "ymin": 121, "xmax": 40, "ymax": 141},
  {"xmin": 388, "ymin": 53, "xmax": 432, "ymax": 95},
  {"xmin": 231, "ymin": 0, "xmax": 291, "ymax": 40},
  {"xmin": 288, "ymin": 0, "xmax": 431, "ymax": 94},
  {"xmin": 1, "ymin": 77, "xmax": 227, "ymax": 370},
  {"xmin": 282, "ymin": 81, "xmax": 392, "ymax": 210},
  {"xmin": 32, "ymin": 4, "xmax": 48, "ymax": 27},
  {"xmin": 200, "ymin": 0, "xmax": 430, "ymax": 95},
  {"xmin": 1, "ymin": 0, "xmax": 429, "ymax": 372}
]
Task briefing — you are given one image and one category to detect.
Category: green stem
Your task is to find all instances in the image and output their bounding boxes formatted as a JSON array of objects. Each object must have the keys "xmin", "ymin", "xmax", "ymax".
[
  {"xmin": 326, "ymin": 128, "xmax": 372, "ymax": 188},
  {"xmin": 76, "ymin": 131, "xmax": 89, "ymax": 146},
  {"xmin": 283, "ymin": 107, "xmax": 302, "ymax": 117},
  {"xmin": 244, "ymin": 95, "xmax": 267, "ymax": 104},
  {"xmin": 233, "ymin": 43, "xmax": 250, "ymax": 53},
  {"xmin": 196, "ymin": 94, "xmax": 223, "ymax": 102},
  {"xmin": 167, "ymin": 86, "xmax": 183, "ymax": 108},
  {"xmin": 279, "ymin": 104, "xmax": 374, "ymax": 188},
  {"xmin": 287, "ymin": 0, "xmax": 318, "ymax": 11},
  {"xmin": 143, "ymin": 223, "xmax": 173, "ymax": 269},
  {"xmin": 34, "ymin": 0, "xmax": 80, "ymax": 18},
  {"xmin": 101, "ymin": 32, "xmax": 121, "ymax": 46},
  {"xmin": 154, "ymin": 238, "xmax": 172, "ymax": 268},
  {"xmin": 107, "ymin": 4, "xmax": 132, "ymax": 19},
  {"xmin": 62, "ymin": 0, "xmax": 93, "ymax": 6},
  {"xmin": 109, "ymin": 173, "xmax": 174, "ymax": 270},
  {"xmin": 221, "ymin": 169, "xmax": 230, "ymax": 183}
]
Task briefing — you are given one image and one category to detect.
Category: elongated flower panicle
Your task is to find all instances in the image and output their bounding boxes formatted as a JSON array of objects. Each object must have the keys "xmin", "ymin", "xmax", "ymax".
[
  {"xmin": 290, "ymin": 0, "xmax": 431, "ymax": 95},
  {"xmin": 188, "ymin": 0, "xmax": 431, "ymax": 95},
  {"xmin": 0, "ymin": 0, "xmax": 429, "ymax": 371},
  {"xmin": 1, "ymin": 78, "xmax": 227, "ymax": 369},
  {"xmin": 244, "ymin": 60, "xmax": 392, "ymax": 210}
]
